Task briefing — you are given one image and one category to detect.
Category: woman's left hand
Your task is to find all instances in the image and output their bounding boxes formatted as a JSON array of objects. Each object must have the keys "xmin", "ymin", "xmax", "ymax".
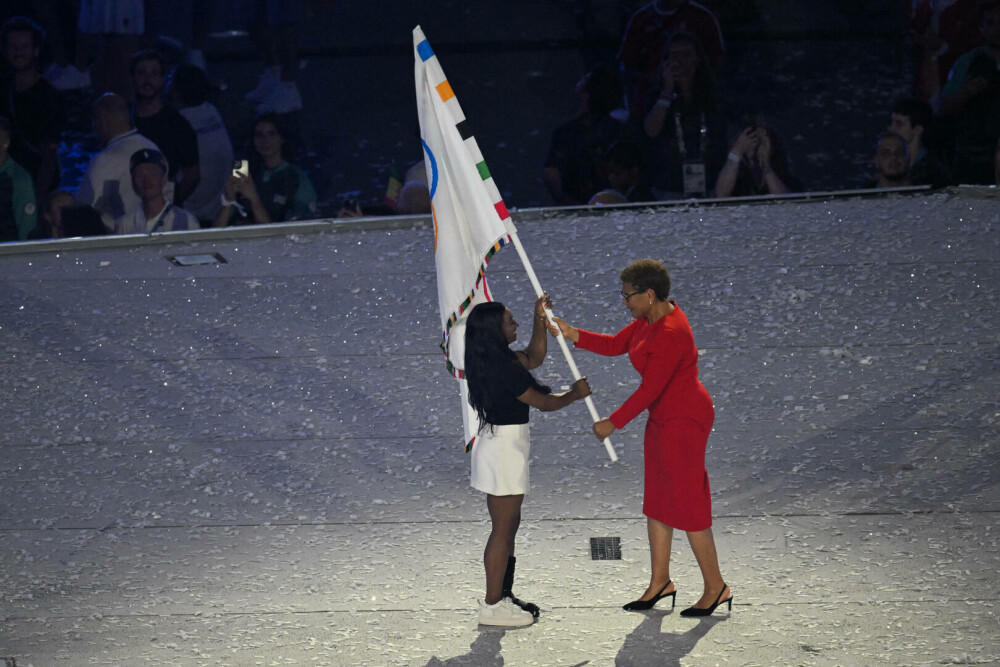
[{"xmin": 593, "ymin": 418, "xmax": 616, "ymax": 441}]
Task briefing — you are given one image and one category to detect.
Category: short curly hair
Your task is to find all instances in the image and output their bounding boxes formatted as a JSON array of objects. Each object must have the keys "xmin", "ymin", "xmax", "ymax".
[{"xmin": 620, "ymin": 259, "xmax": 671, "ymax": 301}]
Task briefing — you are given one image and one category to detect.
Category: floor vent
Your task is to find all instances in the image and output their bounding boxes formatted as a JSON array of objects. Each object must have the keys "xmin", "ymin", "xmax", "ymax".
[{"xmin": 590, "ymin": 536, "xmax": 621, "ymax": 560}]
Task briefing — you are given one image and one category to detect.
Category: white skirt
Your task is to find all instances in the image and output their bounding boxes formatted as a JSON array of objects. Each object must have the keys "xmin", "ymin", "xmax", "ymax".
[{"xmin": 470, "ymin": 423, "xmax": 530, "ymax": 496}]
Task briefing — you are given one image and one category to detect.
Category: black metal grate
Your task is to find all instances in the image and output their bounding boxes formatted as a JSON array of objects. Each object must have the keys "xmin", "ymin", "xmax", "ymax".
[
  {"xmin": 590, "ymin": 536, "xmax": 621, "ymax": 560},
  {"xmin": 165, "ymin": 252, "xmax": 227, "ymax": 266}
]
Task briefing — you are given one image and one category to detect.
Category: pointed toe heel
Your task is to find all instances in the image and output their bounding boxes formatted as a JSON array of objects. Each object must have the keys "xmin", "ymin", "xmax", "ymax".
[
  {"xmin": 679, "ymin": 584, "xmax": 732, "ymax": 617},
  {"xmin": 623, "ymin": 580, "xmax": 676, "ymax": 611}
]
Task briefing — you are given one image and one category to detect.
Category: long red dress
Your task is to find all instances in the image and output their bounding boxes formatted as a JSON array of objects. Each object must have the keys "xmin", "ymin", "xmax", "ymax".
[{"xmin": 576, "ymin": 303, "xmax": 715, "ymax": 531}]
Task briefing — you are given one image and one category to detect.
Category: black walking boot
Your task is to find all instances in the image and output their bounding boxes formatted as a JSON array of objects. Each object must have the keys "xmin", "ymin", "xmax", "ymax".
[{"xmin": 503, "ymin": 556, "xmax": 540, "ymax": 618}]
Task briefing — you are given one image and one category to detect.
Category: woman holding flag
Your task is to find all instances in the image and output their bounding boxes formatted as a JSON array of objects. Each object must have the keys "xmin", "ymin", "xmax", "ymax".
[
  {"xmin": 465, "ymin": 294, "xmax": 591, "ymax": 627},
  {"xmin": 551, "ymin": 259, "xmax": 732, "ymax": 617}
]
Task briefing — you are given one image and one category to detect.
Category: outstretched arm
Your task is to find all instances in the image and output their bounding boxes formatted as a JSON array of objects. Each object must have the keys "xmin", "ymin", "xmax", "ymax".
[
  {"xmin": 516, "ymin": 377, "xmax": 591, "ymax": 412},
  {"xmin": 519, "ymin": 293, "xmax": 552, "ymax": 370}
]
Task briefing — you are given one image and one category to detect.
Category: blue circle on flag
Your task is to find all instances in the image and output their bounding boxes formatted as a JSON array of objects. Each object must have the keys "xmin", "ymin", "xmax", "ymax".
[{"xmin": 421, "ymin": 139, "xmax": 439, "ymax": 200}]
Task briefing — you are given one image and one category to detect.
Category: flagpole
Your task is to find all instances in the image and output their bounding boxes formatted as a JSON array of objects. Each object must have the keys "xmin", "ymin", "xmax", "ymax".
[{"xmin": 507, "ymin": 232, "xmax": 618, "ymax": 462}]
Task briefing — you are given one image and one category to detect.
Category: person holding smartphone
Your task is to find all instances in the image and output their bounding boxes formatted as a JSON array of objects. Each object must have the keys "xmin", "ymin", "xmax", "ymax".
[{"xmin": 213, "ymin": 112, "xmax": 317, "ymax": 226}]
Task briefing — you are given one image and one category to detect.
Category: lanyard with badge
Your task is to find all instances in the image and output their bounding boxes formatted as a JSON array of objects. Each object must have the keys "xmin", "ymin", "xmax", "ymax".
[{"xmin": 674, "ymin": 111, "xmax": 708, "ymax": 197}]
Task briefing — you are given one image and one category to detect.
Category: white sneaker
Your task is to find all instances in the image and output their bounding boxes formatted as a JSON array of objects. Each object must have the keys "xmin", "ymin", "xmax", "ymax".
[
  {"xmin": 256, "ymin": 80, "xmax": 302, "ymax": 114},
  {"xmin": 244, "ymin": 66, "xmax": 281, "ymax": 103},
  {"xmin": 478, "ymin": 597, "xmax": 535, "ymax": 627}
]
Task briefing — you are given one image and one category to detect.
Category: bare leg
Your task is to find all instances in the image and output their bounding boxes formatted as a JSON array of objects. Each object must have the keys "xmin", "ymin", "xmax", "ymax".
[
  {"xmin": 637, "ymin": 517, "xmax": 675, "ymax": 600},
  {"xmin": 686, "ymin": 527, "xmax": 730, "ymax": 607},
  {"xmin": 484, "ymin": 494, "xmax": 523, "ymax": 604}
]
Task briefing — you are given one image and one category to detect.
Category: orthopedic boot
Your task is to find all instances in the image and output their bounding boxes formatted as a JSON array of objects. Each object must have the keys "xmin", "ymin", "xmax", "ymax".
[{"xmin": 503, "ymin": 556, "xmax": 540, "ymax": 617}]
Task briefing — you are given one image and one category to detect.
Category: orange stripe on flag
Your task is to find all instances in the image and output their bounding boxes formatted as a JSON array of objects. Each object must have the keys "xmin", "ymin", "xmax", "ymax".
[
  {"xmin": 436, "ymin": 80, "xmax": 455, "ymax": 102},
  {"xmin": 431, "ymin": 204, "xmax": 439, "ymax": 251}
]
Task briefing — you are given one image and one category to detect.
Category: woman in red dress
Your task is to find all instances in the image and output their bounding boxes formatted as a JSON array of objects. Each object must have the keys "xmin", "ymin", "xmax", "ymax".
[{"xmin": 553, "ymin": 259, "xmax": 732, "ymax": 616}]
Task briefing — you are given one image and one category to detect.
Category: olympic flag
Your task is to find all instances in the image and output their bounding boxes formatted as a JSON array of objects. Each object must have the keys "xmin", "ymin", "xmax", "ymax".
[{"xmin": 413, "ymin": 25, "xmax": 616, "ymax": 461}]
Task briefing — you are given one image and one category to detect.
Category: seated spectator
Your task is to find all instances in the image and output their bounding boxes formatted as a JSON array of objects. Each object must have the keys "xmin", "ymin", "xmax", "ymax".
[
  {"xmin": 618, "ymin": 0, "xmax": 725, "ymax": 120},
  {"xmin": 130, "ymin": 49, "xmax": 201, "ymax": 206},
  {"xmin": 936, "ymin": 1, "xmax": 1000, "ymax": 184},
  {"xmin": 214, "ymin": 112, "xmax": 317, "ymax": 226},
  {"xmin": 641, "ymin": 32, "xmax": 725, "ymax": 199},
  {"xmin": 888, "ymin": 98, "xmax": 950, "ymax": 187},
  {"xmin": 76, "ymin": 93, "xmax": 161, "ymax": 228},
  {"xmin": 396, "ymin": 180, "xmax": 431, "ymax": 215},
  {"xmin": 588, "ymin": 189, "xmax": 627, "ymax": 205},
  {"xmin": 37, "ymin": 189, "xmax": 74, "ymax": 239},
  {"xmin": 996, "ymin": 137, "xmax": 1000, "ymax": 185},
  {"xmin": 0, "ymin": 114, "xmax": 38, "ymax": 241},
  {"xmin": 542, "ymin": 63, "xmax": 626, "ymax": 206},
  {"xmin": 167, "ymin": 63, "xmax": 234, "ymax": 224},
  {"xmin": 715, "ymin": 117, "xmax": 802, "ymax": 197},
  {"xmin": 605, "ymin": 140, "xmax": 655, "ymax": 202},
  {"xmin": 0, "ymin": 16, "xmax": 63, "ymax": 199},
  {"xmin": 115, "ymin": 149, "xmax": 198, "ymax": 234},
  {"xmin": 905, "ymin": 0, "xmax": 981, "ymax": 101},
  {"xmin": 872, "ymin": 133, "xmax": 911, "ymax": 189}
]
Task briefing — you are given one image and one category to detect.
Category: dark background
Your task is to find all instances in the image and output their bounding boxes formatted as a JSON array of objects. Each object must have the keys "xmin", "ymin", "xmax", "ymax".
[{"xmin": 18, "ymin": 1, "xmax": 912, "ymax": 213}]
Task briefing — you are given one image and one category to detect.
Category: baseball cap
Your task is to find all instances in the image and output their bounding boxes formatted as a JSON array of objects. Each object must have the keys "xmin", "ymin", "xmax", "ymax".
[{"xmin": 129, "ymin": 148, "xmax": 168, "ymax": 173}]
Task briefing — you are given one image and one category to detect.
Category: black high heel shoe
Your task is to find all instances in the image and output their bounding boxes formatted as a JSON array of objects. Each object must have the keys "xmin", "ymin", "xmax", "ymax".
[
  {"xmin": 679, "ymin": 584, "xmax": 732, "ymax": 617},
  {"xmin": 623, "ymin": 580, "xmax": 676, "ymax": 611}
]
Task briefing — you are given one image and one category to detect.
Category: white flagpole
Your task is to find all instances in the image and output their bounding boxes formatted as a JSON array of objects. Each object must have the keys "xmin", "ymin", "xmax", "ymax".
[{"xmin": 507, "ymin": 233, "xmax": 618, "ymax": 462}]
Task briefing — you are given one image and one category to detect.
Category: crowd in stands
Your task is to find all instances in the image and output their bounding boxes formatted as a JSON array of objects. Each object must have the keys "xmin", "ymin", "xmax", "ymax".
[
  {"xmin": 542, "ymin": 0, "xmax": 1000, "ymax": 207},
  {"xmin": 1, "ymin": 1, "xmax": 1000, "ymax": 244},
  {"xmin": 0, "ymin": 2, "xmax": 316, "ymax": 243}
]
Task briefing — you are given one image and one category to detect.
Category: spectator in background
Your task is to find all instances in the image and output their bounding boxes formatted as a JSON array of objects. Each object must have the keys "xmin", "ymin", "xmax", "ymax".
[
  {"xmin": 888, "ymin": 97, "xmax": 950, "ymax": 187},
  {"xmin": 905, "ymin": 0, "xmax": 982, "ymax": 101},
  {"xmin": 714, "ymin": 116, "xmax": 802, "ymax": 197},
  {"xmin": 0, "ymin": 16, "xmax": 62, "ymax": 199},
  {"xmin": 605, "ymin": 140, "xmax": 655, "ymax": 202},
  {"xmin": 167, "ymin": 63, "xmax": 233, "ymax": 225},
  {"xmin": 130, "ymin": 49, "xmax": 201, "ymax": 206},
  {"xmin": 995, "ymin": 136, "xmax": 1000, "ymax": 184},
  {"xmin": 618, "ymin": 0, "xmax": 725, "ymax": 121},
  {"xmin": 243, "ymin": 0, "xmax": 303, "ymax": 114},
  {"xmin": 936, "ymin": 1, "xmax": 1000, "ymax": 185},
  {"xmin": 214, "ymin": 112, "xmax": 316, "ymax": 226},
  {"xmin": 76, "ymin": 0, "xmax": 144, "ymax": 96},
  {"xmin": 0, "ymin": 114, "xmax": 37, "ymax": 241},
  {"xmin": 38, "ymin": 189, "xmax": 75, "ymax": 239},
  {"xmin": 77, "ymin": 92, "xmax": 161, "ymax": 227},
  {"xmin": 641, "ymin": 32, "xmax": 725, "ymax": 199},
  {"xmin": 542, "ymin": 63, "xmax": 626, "ymax": 206},
  {"xmin": 115, "ymin": 148, "xmax": 198, "ymax": 234},
  {"xmin": 872, "ymin": 133, "xmax": 911, "ymax": 188}
]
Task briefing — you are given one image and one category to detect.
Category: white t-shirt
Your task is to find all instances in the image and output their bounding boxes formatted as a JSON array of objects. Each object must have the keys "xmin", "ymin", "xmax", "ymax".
[
  {"xmin": 76, "ymin": 129, "xmax": 171, "ymax": 228},
  {"xmin": 179, "ymin": 102, "xmax": 234, "ymax": 221},
  {"xmin": 114, "ymin": 202, "xmax": 199, "ymax": 235}
]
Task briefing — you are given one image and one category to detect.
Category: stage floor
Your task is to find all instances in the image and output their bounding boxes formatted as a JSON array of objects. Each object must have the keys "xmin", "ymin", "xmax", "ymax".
[{"xmin": 2, "ymin": 190, "xmax": 998, "ymax": 665}]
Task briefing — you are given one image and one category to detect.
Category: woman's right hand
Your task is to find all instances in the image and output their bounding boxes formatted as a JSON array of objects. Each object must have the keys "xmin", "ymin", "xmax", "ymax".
[
  {"xmin": 550, "ymin": 317, "xmax": 579, "ymax": 343},
  {"xmin": 570, "ymin": 376, "xmax": 591, "ymax": 400}
]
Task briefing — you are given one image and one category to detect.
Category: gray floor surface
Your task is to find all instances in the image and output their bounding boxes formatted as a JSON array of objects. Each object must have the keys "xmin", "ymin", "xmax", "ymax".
[{"xmin": 1, "ymin": 189, "xmax": 998, "ymax": 665}]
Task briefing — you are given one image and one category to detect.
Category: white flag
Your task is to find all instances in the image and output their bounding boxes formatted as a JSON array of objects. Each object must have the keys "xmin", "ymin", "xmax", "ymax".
[{"xmin": 414, "ymin": 25, "xmax": 518, "ymax": 451}]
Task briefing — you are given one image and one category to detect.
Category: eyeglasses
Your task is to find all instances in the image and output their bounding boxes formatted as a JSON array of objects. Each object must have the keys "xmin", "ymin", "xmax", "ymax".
[{"xmin": 619, "ymin": 288, "xmax": 644, "ymax": 301}]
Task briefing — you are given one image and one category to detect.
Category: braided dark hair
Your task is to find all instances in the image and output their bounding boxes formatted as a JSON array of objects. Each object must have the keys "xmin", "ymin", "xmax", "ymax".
[{"xmin": 464, "ymin": 302, "xmax": 550, "ymax": 434}]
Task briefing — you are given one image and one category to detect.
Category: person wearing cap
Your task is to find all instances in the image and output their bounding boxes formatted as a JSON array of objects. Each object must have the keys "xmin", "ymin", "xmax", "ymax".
[{"xmin": 114, "ymin": 148, "xmax": 198, "ymax": 234}]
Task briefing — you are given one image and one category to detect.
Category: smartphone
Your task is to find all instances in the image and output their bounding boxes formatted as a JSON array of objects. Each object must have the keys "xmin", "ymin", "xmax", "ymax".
[{"xmin": 233, "ymin": 159, "xmax": 249, "ymax": 178}]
